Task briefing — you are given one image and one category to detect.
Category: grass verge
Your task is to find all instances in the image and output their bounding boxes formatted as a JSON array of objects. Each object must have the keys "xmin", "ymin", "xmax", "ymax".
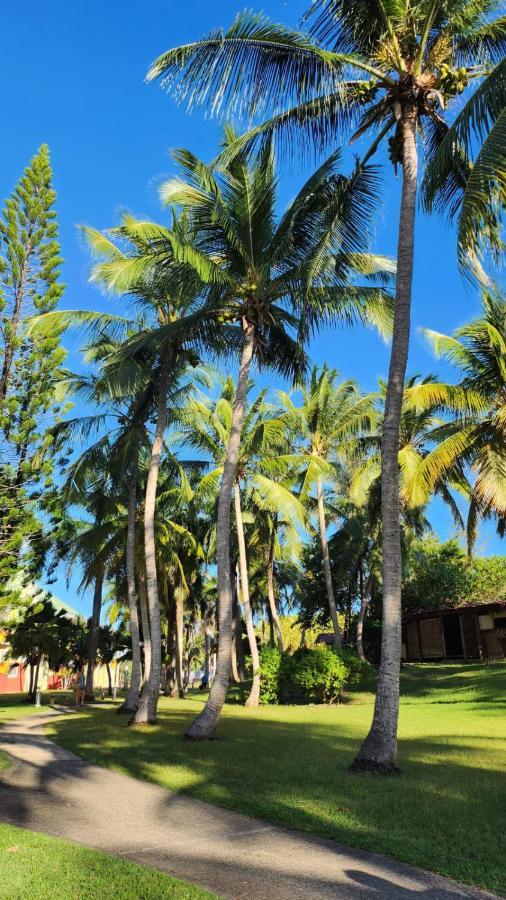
[{"xmin": 0, "ymin": 824, "xmax": 214, "ymax": 899}]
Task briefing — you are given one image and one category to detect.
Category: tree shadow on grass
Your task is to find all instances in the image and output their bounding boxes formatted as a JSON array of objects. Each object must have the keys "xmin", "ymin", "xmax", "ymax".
[{"xmin": 46, "ymin": 702, "xmax": 506, "ymax": 895}]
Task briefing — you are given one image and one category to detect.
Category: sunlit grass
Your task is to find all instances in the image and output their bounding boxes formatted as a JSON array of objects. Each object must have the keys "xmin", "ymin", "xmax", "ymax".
[
  {"xmin": 0, "ymin": 824, "xmax": 213, "ymax": 899},
  {"xmin": 40, "ymin": 662, "xmax": 506, "ymax": 896}
]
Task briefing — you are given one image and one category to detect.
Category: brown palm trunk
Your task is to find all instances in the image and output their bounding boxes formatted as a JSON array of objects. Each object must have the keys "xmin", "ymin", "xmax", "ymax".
[
  {"xmin": 119, "ymin": 470, "xmax": 142, "ymax": 713},
  {"xmin": 85, "ymin": 572, "xmax": 103, "ymax": 701},
  {"xmin": 138, "ymin": 566, "xmax": 151, "ymax": 685},
  {"xmin": 186, "ymin": 322, "xmax": 255, "ymax": 738},
  {"xmin": 267, "ymin": 522, "xmax": 284, "ymax": 652},
  {"xmin": 234, "ymin": 483, "xmax": 261, "ymax": 706},
  {"xmin": 175, "ymin": 590, "xmax": 185, "ymax": 698},
  {"xmin": 316, "ymin": 476, "xmax": 342, "ymax": 647},
  {"xmin": 106, "ymin": 663, "xmax": 113, "ymax": 697},
  {"xmin": 131, "ymin": 359, "xmax": 171, "ymax": 725},
  {"xmin": 357, "ymin": 564, "xmax": 370, "ymax": 663},
  {"xmin": 32, "ymin": 655, "xmax": 41, "ymax": 701},
  {"xmin": 27, "ymin": 661, "xmax": 34, "ymax": 698},
  {"xmin": 353, "ymin": 100, "xmax": 418, "ymax": 773}
]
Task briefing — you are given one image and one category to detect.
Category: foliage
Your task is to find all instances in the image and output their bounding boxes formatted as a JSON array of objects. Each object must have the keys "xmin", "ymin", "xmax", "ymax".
[
  {"xmin": 287, "ymin": 645, "xmax": 350, "ymax": 703},
  {"xmin": 150, "ymin": 0, "xmax": 506, "ymax": 276},
  {"xmin": 403, "ymin": 538, "xmax": 506, "ymax": 612},
  {"xmin": 259, "ymin": 644, "xmax": 365, "ymax": 704},
  {"xmin": 409, "ymin": 291, "xmax": 506, "ymax": 550},
  {"xmin": 0, "ymin": 145, "xmax": 69, "ymax": 604},
  {"xmin": 258, "ymin": 644, "xmax": 282, "ymax": 704}
]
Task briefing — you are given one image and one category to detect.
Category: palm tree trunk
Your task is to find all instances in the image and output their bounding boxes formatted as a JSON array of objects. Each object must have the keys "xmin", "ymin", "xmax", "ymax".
[
  {"xmin": 138, "ymin": 566, "xmax": 151, "ymax": 685},
  {"xmin": 316, "ymin": 476, "xmax": 342, "ymax": 647},
  {"xmin": 27, "ymin": 661, "xmax": 34, "ymax": 699},
  {"xmin": 119, "ymin": 471, "xmax": 142, "ymax": 714},
  {"xmin": 357, "ymin": 563, "xmax": 369, "ymax": 663},
  {"xmin": 267, "ymin": 522, "xmax": 284, "ymax": 652},
  {"xmin": 186, "ymin": 322, "xmax": 255, "ymax": 738},
  {"xmin": 233, "ymin": 482, "xmax": 261, "ymax": 706},
  {"xmin": 175, "ymin": 590, "xmax": 185, "ymax": 698},
  {"xmin": 85, "ymin": 572, "xmax": 103, "ymax": 701},
  {"xmin": 32, "ymin": 655, "xmax": 41, "ymax": 701},
  {"xmin": 353, "ymin": 100, "xmax": 418, "ymax": 773},
  {"xmin": 106, "ymin": 663, "xmax": 113, "ymax": 697},
  {"xmin": 230, "ymin": 598, "xmax": 241, "ymax": 684},
  {"xmin": 131, "ymin": 358, "xmax": 171, "ymax": 725}
]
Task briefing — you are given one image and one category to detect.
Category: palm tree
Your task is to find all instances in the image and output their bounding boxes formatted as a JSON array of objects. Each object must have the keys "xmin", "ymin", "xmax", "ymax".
[
  {"xmin": 405, "ymin": 291, "xmax": 506, "ymax": 552},
  {"xmin": 148, "ymin": 0, "xmax": 505, "ymax": 767},
  {"xmin": 423, "ymin": 59, "xmax": 506, "ymax": 280},
  {"xmin": 180, "ymin": 378, "xmax": 306, "ymax": 706},
  {"xmin": 160, "ymin": 131, "xmax": 392, "ymax": 737},
  {"xmin": 80, "ymin": 217, "xmax": 213, "ymax": 725},
  {"xmin": 279, "ymin": 366, "xmax": 377, "ymax": 647}
]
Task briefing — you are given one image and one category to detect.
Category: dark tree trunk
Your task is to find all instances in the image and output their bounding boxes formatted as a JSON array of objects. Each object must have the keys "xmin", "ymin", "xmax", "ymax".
[
  {"xmin": 186, "ymin": 323, "xmax": 255, "ymax": 738},
  {"xmin": 353, "ymin": 99, "xmax": 418, "ymax": 774},
  {"xmin": 175, "ymin": 590, "xmax": 185, "ymax": 698},
  {"xmin": 131, "ymin": 358, "xmax": 171, "ymax": 725},
  {"xmin": 118, "ymin": 470, "xmax": 142, "ymax": 714},
  {"xmin": 85, "ymin": 573, "xmax": 103, "ymax": 701},
  {"xmin": 138, "ymin": 567, "xmax": 151, "ymax": 686},
  {"xmin": 267, "ymin": 522, "xmax": 284, "ymax": 651},
  {"xmin": 106, "ymin": 663, "xmax": 113, "ymax": 697},
  {"xmin": 316, "ymin": 476, "xmax": 342, "ymax": 647}
]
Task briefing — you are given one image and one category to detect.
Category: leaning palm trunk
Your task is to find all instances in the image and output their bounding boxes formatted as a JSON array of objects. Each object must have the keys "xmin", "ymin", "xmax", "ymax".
[
  {"xmin": 267, "ymin": 523, "xmax": 284, "ymax": 652},
  {"xmin": 316, "ymin": 477, "xmax": 342, "ymax": 647},
  {"xmin": 233, "ymin": 483, "xmax": 261, "ymax": 706},
  {"xmin": 85, "ymin": 572, "xmax": 103, "ymax": 701},
  {"xmin": 186, "ymin": 322, "xmax": 255, "ymax": 738},
  {"xmin": 353, "ymin": 102, "xmax": 418, "ymax": 773},
  {"xmin": 118, "ymin": 471, "xmax": 142, "ymax": 713},
  {"xmin": 131, "ymin": 360, "xmax": 171, "ymax": 725},
  {"xmin": 138, "ymin": 567, "xmax": 151, "ymax": 685}
]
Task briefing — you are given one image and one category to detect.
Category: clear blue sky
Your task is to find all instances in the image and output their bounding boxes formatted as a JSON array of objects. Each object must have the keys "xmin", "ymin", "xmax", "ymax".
[{"xmin": 2, "ymin": 1, "xmax": 502, "ymax": 614}]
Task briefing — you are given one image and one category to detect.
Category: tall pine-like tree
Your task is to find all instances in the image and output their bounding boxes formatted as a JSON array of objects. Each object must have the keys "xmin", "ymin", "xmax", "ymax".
[{"xmin": 0, "ymin": 146, "xmax": 68, "ymax": 603}]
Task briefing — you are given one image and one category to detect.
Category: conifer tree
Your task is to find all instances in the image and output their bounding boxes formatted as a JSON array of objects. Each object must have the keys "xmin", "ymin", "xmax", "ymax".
[{"xmin": 0, "ymin": 146, "xmax": 68, "ymax": 602}]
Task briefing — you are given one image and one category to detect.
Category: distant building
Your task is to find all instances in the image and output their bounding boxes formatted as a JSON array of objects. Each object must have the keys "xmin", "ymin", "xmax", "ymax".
[{"xmin": 402, "ymin": 601, "xmax": 506, "ymax": 662}]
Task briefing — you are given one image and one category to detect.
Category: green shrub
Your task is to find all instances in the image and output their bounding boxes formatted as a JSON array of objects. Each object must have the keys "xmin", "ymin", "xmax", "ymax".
[
  {"xmin": 259, "ymin": 645, "xmax": 282, "ymax": 704},
  {"xmin": 287, "ymin": 646, "xmax": 348, "ymax": 703},
  {"xmin": 260, "ymin": 644, "xmax": 365, "ymax": 704}
]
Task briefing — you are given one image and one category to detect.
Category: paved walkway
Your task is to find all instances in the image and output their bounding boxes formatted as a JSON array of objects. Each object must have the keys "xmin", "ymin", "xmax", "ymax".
[{"xmin": 0, "ymin": 710, "xmax": 498, "ymax": 899}]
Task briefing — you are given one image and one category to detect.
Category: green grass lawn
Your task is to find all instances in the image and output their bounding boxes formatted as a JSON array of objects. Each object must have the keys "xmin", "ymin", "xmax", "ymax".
[
  {"xmin": 42, "ymin": 663, "xmax": 506, "ymax": 896},
  {"xmin": 0, "ymin": 750, "xmax": 12, "ymax": 772},
  {"xmin": 0, "ymin": 824, "xmax": 213, "ymax": 899},
  {"xmin": 0, "ymin": 693, "xmax": 56, "ymax": 724}
]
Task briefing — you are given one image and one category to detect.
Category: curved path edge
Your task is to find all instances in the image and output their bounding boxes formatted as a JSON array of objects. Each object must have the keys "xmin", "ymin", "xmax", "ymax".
[{"xmin": 0, "ymin": 710, "xmax": 500, "ymax": 900}]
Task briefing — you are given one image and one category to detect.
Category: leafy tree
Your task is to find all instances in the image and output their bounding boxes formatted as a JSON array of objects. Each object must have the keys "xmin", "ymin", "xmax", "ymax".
[
  {"xmin": 8, "ymin": 598, "xmax": 75, "ymax": 701},
  {"xmin": 403, "ymin": 537, "xmax": 506, "ymax": 611},
  {"xmin": 148, "ymin": 0, "xmax": 505, "ymax": 769},
  {"xmin": 0, "ymin": 145, "xmax": 68, "ymax": 601}
]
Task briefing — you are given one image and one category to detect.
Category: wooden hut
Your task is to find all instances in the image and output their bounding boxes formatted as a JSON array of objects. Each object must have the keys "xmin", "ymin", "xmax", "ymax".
[{"xmin": 402, "ymin": 601, "xmax": 506, "ymax": 662}]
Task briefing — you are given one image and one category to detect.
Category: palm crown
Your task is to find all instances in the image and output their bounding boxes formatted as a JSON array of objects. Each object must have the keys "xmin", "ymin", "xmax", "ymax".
[{"xmin": 149, "ymin": 0, "xmax": 505, "ymax": 273}]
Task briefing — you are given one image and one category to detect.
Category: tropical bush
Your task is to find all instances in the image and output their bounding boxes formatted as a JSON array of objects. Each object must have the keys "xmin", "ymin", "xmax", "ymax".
[{"xmin": 260, "ymin": 645, "xmax": 366, "ymax": 705}]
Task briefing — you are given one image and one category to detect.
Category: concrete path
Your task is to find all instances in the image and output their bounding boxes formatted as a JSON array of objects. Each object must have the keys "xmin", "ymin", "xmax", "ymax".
[{"xmin": 0, "ymin": 710, "xmax": 499, "ymax": 900}]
